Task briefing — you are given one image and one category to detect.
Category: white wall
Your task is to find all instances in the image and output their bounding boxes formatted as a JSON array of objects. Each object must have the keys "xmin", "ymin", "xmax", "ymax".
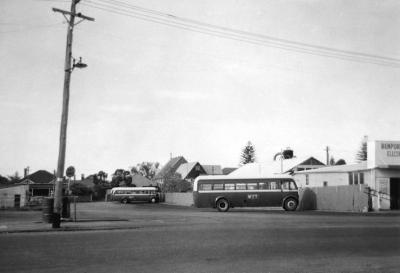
[
  {"xmin": 294, "ymin": 171, "xmax": 372, "ymax": 188},
  {"xmin": 0, "ymin": 185, "xmax": 29, "ymax": 208}
]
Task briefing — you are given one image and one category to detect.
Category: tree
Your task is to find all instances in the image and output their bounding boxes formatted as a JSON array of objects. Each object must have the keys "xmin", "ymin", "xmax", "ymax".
[
  {"xmin": 356, "ymin": 137, "xmax": 368, "ymax": 162},
  {"xmin": 7, "ymin": 172, "xmax": 21, "ymax": 184},
  {"xmin": 131, "ymin": 162, "xmax": 160, "ymax": 180},
  {"xmin": 0, "ymin": 175, "xmax": 10, "ymax": 185},
  {"xmin": 240, "ymin": 141, "xmax": 256, "ymax": 165},
  {"xmin": 97, "ymin": 171, "xmax": 108, "ymax": 182},
  {"xmin": 111, "ymin": 169, "xmax": 132, "ymax": 187},
  {"xmin": 335, "ymin": 159, "xmax": 346, "ymax": 165},
  {"xmin": 70, "ymin": 182, "xmax": 93, "ymax": 196}
]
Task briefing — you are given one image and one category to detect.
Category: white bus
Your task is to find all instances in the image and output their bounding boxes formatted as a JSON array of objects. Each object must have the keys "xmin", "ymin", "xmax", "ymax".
[
  {"xmin": 110, "ymin": 187, "xmax": 160, "ymax": 204},
  {"xmin": 193, "ymin": 175, "xmax": 299, "ymax": 212}
]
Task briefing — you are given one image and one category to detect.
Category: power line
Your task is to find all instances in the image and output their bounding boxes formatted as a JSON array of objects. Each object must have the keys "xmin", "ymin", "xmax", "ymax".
[{"xmin": 82, "ymin": 0, "xmax": 400, "ymax": 68}]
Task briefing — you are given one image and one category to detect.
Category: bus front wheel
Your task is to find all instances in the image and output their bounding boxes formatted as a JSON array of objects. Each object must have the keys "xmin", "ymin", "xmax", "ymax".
[
  {"xmin": 216, "ymin": 198, "xmax": 229, "ymax": 212},
  {"xmin": 283, "ymin": 198, "xmax": 298, "ymax": 211},
  {"xmin": 150, "ymin": 197, "xmax": 156, "ymax": 203}
]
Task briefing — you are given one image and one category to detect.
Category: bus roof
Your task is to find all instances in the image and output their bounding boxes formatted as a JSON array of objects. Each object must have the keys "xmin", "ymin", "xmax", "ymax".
[
  {"xmin": 194, "ymin": 174, "xmax": 293, "ymax": 182},
  {"xmin": 111, "ymin": 186, "xmax": 158, "ymax": 192}
]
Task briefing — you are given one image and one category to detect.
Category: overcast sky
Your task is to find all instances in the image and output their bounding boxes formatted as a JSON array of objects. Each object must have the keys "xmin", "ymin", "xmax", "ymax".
[{"xmin": 1, "ymin": 0, "xmax": 400, "ymax": 177}]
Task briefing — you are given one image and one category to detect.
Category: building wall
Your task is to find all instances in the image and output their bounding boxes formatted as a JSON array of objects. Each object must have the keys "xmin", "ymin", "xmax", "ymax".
[
  {"xmin": 370, "ymin": 168, "xmax": 400, "ymax": 210},
  {"xmin": 0, "ymin": 185, "xmax": 29, "ymax": 208},
  {"xmin": 294, "ymin": 171, "xmax": 372, "ymax": 188}
]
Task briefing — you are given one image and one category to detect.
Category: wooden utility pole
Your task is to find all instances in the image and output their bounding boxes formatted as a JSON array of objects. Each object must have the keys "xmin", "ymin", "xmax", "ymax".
[{"xmin": 52, "ymin": 0, "xmax": 94, "ymax": 228}]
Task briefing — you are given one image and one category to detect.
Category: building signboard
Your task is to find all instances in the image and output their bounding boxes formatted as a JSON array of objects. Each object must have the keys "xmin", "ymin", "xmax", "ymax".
[{"xmin": 368, "ymin": 140, "xmax": 400, "ymax": 168}]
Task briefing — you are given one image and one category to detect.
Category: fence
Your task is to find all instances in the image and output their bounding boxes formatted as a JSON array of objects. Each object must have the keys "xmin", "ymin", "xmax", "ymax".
[
  {"xmin": 164, "ymin": 193, "xmax": 193, "ymax": 206},
  {"xmin": 298, "ymin": 185, "xmax": 370, "ymax": 212}
]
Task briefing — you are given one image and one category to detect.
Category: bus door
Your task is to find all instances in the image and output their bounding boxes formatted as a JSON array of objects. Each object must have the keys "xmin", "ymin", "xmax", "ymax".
[
  {"xmin": 281, "ymin": 180, "xmax": 297, "ymax": 199},
  {"xmin": 266, "ymin": 180, "xmax": 283, "ymax": 206}
]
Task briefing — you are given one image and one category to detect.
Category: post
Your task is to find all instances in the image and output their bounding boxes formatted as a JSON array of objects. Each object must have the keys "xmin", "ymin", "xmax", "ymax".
[
  {"xmin": 52, "ymin": 0, "xmax": 94, "ymax": 228},
  {"xmin": 325, "ymin": 146, "xmax": 330, "ymax": 165},
  {"xmin": 53, "ymin": 0, "xmax": 77, "ymax": 228}
]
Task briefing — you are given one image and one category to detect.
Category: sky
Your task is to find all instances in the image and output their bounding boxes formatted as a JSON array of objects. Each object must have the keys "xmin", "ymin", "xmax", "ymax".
[{"xmin": 1, "ymin": 0, "xmax": 400, "ymax": 178}]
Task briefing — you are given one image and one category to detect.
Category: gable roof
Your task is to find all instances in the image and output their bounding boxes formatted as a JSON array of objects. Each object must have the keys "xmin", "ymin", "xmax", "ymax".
[
  {"xmin": 202, "ymin": 165, "xmax": 223, "ymax": 175},
  {"xmin": 20, "ymin": 170, "xmax": 55, "ymax": 184},
  {"xmin": 131, "ymin": 174, "xmax": 155, "ymax": 187},
  {"xmin": 228, "ymin": 157, "xmax": 326, "ymax": 177},
  {"xmin": 175, "ymin": 162, "xmax": 206, "ymax": 179},
  {"xmin": 154, "ymin": 156, "xmax": 187, "ymax": 179}
]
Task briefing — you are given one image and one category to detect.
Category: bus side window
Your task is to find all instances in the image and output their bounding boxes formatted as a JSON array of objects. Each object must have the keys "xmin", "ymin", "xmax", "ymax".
[
  {"xmin": 225, "ymin": 183, "xmax": 235, "ymax": 190},
  {"xmin": 236, "ymin": 183, "xmax": 246, "ymax": 190},
  {"xmin": 270, "ymin": 181, "xmax": 277, "ymax": 190},
  {"xmin": 289, "ymin": 181, "xmax": 297, "ymax": 190},
  {"xmin": 213, "ymin": 184, "xmax": 224, "ymax": 190},
  {"xmin": 247, "ymin": 183, "xmax": 258, "ymax": 190},
  {"xmin": 200, "ymin": 184, "xmax": 212, "ymax": 191},
  {"xmin": 281, "ymin": 181, "xmax": 289, "ymax": 190},
  {"xmin": 258, "ymin": 182, "xmax": 268, "ymax": 190}
]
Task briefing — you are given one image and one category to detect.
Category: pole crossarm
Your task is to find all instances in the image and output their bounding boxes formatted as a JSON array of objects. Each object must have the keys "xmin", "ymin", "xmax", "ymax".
[{"xmin": 52, "ymin": 8, "xmax": 95, "ymax": 22}]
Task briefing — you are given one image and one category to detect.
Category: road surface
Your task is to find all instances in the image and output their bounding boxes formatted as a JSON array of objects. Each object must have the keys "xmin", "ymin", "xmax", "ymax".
[{"xmin": 1, "ymin": 203, "xmax": 399, "ymax": 273}]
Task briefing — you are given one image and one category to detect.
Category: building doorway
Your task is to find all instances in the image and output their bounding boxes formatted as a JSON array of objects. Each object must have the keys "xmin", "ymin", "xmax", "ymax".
[
  {"xmin": 390, "ymin": 178, "xmax": 400, "ymax": 210},
  {"xmin": 14, "ymin": 194, "xmax": 21, "ymax": 208}
]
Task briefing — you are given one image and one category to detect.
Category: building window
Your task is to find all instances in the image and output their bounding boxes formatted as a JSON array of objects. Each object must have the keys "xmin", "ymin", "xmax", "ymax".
[
  {"xmin": 359, "ymin": 173, "xmax": 364, "ymax": 184},
  {"xmin": 354, "ymin": 173, "xmax": 359, "ymax": 185},
  {"xmin": 348, "ymin": 173, "xmax": 353, "ymax": 185},
  {"xmin": 323, "ymin": 181, "xmax": 328, "ymax": 187},
  {"xmin": 306, "ymin": 174, "xmax": 309, "ymax": 185}
]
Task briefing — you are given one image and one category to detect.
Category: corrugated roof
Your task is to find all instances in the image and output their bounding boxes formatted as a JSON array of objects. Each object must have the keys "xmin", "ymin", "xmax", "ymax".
[
  {"xmin": 176, "ymin": 162, "xmax": 201, "ymax": 179},
  {"xmin": 19, "ymin": 170, "xmax": 55, "ymax": 184},
  {"xmin": 154, "ymin": 156, "xmax": 187, "ymax": 179},
  {"xmin": 229, "ymin": 157, "xmax": 325, "ymax": 177},
  {"xmin": 296, "ymin": 161, "xmax": 368, "ymax": 174},
  {"xmin": 202, "ymin": 165, "xmax": 223, "ymax": 175}
]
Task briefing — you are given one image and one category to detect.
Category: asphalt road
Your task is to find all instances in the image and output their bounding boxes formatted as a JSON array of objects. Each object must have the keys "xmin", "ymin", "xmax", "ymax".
[{"xmin": 1, "ymin": 203, "xmax": 400, "ymax": 273}]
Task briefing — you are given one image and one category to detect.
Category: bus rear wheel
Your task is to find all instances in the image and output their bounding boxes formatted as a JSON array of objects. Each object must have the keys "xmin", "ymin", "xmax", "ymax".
[
  {"xmin": 121, "ymin": 198, "xmax": 129, "ymax": 204},
  {"xmin": 216, "ymin": 198, "xmax": 229, "ymax": 212},
  {"xmin": 283, "ymin": 198, "xmax": 298, "ymax": 211}
]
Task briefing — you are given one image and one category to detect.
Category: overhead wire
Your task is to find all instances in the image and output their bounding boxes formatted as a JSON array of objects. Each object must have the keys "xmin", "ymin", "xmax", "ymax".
[{"xmin": 81, "ymin": 0, "xmax": 400, "ymax": 68}]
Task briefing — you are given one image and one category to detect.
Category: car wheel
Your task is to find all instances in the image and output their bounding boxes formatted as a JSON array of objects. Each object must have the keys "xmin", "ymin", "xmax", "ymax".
[
  {"xmin": 283, "ymin": 198, "xmax": 298, "ymax": 211},
  {"xmin": 216, "ymin": 198, "xmax": 229, "ymax": 212}
]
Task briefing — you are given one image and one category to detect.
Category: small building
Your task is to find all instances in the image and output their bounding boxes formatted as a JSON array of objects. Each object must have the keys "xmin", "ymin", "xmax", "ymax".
[
  {"xmin": 228, "ymin": 157, "xmax": 325, "ymax": 177},
  {"xmin": 154, "ymin": 156, "xmax": 188, "ymax": 185},
  {"xmin": 176, "ymin": 162, "xmax": 207, "ymax": 182},
  {"xmin": 0, "ymin": 184, "xmax": 29, "ymax": 208},
  {"xmin": 19, "ymin": 170, "xmax": 56, "ymax": 197},
  {"xmin": 294, "ymin": 140, "xmax": 400, "ymax": 211}
]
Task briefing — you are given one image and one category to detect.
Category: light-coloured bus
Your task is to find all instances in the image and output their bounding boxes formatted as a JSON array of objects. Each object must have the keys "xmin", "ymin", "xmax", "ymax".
[
  {"xmin": 110, "ymin": 187, "xmax": 160, "ymax": 204},
  {"xmin": 193, "ymin": 175, "xmax": 299, "ymax": 212}
]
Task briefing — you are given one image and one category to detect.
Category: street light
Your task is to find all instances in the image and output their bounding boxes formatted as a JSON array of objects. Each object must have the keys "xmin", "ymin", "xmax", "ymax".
[{"xmin": 72, "ymin": 57, "xmax": 87, "ymax": 70}]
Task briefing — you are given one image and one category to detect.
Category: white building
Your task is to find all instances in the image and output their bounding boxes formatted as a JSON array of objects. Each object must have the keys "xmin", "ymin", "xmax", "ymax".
[{"xmin": 294, "ymin": 140, "xmax": 400, "ymax": 211}]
